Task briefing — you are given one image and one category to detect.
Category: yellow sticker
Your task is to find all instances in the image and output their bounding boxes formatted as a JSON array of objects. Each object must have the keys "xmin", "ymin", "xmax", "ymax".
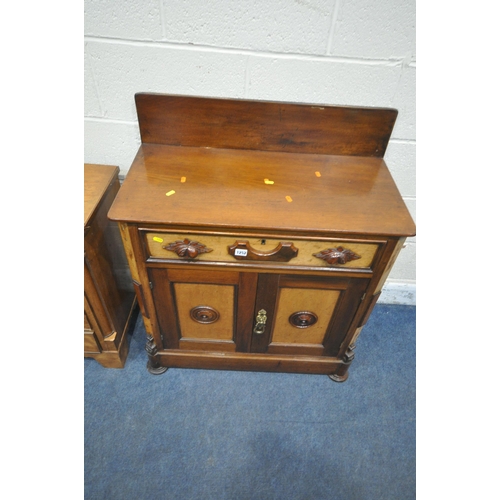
[
  {"xmin": 264, "ymin": 179, "xmax": 274, "ymax": 185},
  {"xmin": 181, "ymin": 177, "xmax": 186, "ymax": 183},
  {"xmin": 166, "ymin": 190, "xmax": 176, "ymax": 196},
  {"xmin": 153, "ymin": 237, "xmax": 164, "ymax": 243},
  {"xmin": 285, "ymin": 196, "xmax": 293, "ymax": 202},
  {"xmin": 315, "ymin": 171, "xmax": 322, "ymax": 177}
]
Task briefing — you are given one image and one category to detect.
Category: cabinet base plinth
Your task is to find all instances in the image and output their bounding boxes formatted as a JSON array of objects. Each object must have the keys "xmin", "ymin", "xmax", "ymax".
[{"xmin": 146, "ymin": 350, "xmax": 353, "ymax": 377}]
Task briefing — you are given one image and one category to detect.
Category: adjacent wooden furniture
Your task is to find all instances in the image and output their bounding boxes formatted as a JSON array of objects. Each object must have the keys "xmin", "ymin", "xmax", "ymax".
[
  {"xmin": 84, "ymin": 164, "xmax": 136, "ymax": 368},
  {"xmin": 108, "ymin": 93, "xmax": 415, "ymax": 381}
]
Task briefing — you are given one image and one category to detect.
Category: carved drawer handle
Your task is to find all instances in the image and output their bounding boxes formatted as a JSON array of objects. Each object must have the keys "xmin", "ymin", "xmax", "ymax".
[
  {"xmin": 163, "ymin": 239, "xmax": 213, "ymax": 259},
  {"xmin": 289, "ymin": 311, "xmax": 318, "ymax": 328},
  {"xmin": 313, "ymin": 246, "xmax": 361, "ymax": 265},
  {"xmin": 228, "ymin": 241, "xmax": 298, "ymax": 262}
]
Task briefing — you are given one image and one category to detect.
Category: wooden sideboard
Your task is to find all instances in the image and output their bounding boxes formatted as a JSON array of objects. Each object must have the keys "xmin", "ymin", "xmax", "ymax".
[
  {"xmin": 84, "ymin": 164, "xmax": 136, "ymax": 368},
  {"xmin": 108, "ymin": 93, "xmax": 415, "ymax": 381}
]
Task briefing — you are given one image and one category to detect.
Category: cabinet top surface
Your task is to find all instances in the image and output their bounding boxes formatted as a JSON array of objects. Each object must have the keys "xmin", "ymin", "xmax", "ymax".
[
  {"xmin": 108, "ymin": 144, "xmax": 415, "ymax": 237},
  {"xmin": 84, "ymin": 164, "xmax": 119, "ymax": 227}
]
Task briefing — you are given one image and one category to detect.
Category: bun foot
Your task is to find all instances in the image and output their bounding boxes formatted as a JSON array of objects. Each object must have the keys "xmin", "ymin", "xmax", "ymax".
[
  {"xmin": 147, "ymin": 359, "xmax": 168, "ymax": 375},
  {"xmin": 328, "ymin": 373, "xmax": 348, "ymax": 383}
]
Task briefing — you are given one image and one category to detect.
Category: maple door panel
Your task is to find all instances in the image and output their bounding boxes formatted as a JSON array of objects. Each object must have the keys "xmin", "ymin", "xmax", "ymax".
[
  {"xmin": 174, "ymin": 283, "xmax": 235, "ymax": 341},
  {"xmin": 271, "ymin": 288, "xmax": 341, "ymax": 345}
]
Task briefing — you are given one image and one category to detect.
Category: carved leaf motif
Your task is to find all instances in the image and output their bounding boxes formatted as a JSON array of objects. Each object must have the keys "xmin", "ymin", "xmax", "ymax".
[
  {"xmin": 163, "ymin": 239, "xmax": 213, "ymax": 259},
  {"xmin": 313, "ymin": 246, "xmax": 361, "ymax": 265}
]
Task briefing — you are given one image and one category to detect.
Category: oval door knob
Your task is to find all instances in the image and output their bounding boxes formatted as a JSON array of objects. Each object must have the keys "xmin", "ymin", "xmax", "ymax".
[
  {"xmin": 190, "ymin": 306, "xmax": 220, "ymax": 324},
  {"xmin": 289, "ymin": 311, "xmax": 318, "ymax": 328}
]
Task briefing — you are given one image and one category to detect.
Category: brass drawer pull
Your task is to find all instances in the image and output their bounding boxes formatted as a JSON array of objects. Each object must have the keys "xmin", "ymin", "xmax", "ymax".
[
  {"xmin": 228, "ymin": 241, "xmax": 298, "ymax": 262},
  {"xmin": 253, "ymin": 309, "xmax": 267, "ymax": 335}
]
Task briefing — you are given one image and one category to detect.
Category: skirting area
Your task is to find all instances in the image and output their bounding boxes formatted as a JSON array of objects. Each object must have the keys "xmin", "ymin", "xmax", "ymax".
[
  {"xmin": 85, "ymin": 303, "xmax": 416, "ymax": 500},
  {"xmin": 380, "ymin": 282, "xmax": 416, "ymax": 306}
]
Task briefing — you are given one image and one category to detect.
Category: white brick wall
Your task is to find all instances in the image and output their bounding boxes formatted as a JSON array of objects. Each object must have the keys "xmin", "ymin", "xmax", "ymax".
[{"xmin": 84, "ymin": 0, "xmax": 416, "ymax": 304}]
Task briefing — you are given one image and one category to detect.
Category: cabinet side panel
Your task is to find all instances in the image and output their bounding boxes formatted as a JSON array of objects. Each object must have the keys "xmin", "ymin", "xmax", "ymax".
[
  {"xmin": 322, "ymin": 278, "xmax": 370, "ymax": 356},
  {"xmin": 119, "ymin": 223, "xmax": 156, "ymax": 337}
]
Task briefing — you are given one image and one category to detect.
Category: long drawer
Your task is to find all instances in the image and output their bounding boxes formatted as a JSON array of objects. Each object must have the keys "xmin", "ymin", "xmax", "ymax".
[{"xmin": 143, "ymin": 231, "xmax": 383, "ymax": 270}]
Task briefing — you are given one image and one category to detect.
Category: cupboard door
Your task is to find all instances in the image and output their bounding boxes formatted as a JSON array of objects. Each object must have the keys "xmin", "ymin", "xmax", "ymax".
[
  {"xmin": 251, "ymin": 274, "xmax": 369, "ymax": 357},
  {"xmin": 148, "ymin": 268, "xmax": 257, "ymax": 353}
]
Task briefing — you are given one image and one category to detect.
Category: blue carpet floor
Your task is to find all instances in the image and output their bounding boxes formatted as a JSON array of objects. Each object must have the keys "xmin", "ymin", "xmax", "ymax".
[{"xmin": 85, "ymin": 304, "xmax": 416, "ymax": 500}]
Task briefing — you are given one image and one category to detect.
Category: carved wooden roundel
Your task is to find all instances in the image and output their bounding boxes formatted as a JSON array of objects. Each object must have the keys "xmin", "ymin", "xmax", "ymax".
[
  {"xmin": 190, "ymin": 306, "xmax": 220, "ymax": 324},
  {"xmin": 289, "ymin": 311, "xmax": 318, "ymax": 328}
]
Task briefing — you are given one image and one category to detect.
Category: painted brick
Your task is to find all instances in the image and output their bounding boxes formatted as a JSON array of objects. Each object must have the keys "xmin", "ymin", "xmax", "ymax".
[
  {"xmin": 84, "ymin": 119, "xmax": 141, "ymax": 175},
  {"xmin": 330, "ymin": 0, "xmax": 415, "ymax": 59},
  {"xmin": 83, "ymin": 0, "xmax": 416, "ymax": 289},
  {"xmin": 84, "ymin": 51, "xmax": 101, "ymax": 117},
  {"xmin": 388, "ymin": 241, "xmax": 416, "ymax": 282},
  {"xmin": 162, "ymin": 0, "xmax": 336, "ymax": 54},
  {"xmin": 403, "ymin": 198, "xmax": 416, "ymax": 245},
  {"xmin": 86, "ymin": 42, "xmax": 248, "ymax": 121},
  {"xmin": 385, "ymin": 141, "xmax": 416, "ymax": 198},
  {"xmin": 246, "ymin": 56, "xmax": 400, "ymax": 107},
  {"xmin": 404, "ymin": 198, "xmax": 416, "ymax": 227},
  {"xmin": 391, "ymin": 65, "xmax": 415, "ymax": 140},
  {"xmin": 84, "ymin": 0, "xmax": 163, "ymax": 40}
]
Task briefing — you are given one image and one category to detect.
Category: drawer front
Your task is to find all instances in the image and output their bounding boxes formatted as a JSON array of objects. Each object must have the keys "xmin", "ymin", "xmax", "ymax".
[{"xmin": 144, "ymin": 232, "xmax": 381, "ymax": 270}]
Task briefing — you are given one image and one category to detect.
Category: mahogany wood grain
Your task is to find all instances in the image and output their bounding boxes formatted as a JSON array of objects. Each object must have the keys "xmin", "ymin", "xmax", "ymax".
[
  {"xmin": 84, "ymin": 164, "xmax": 136, "ymax": 368},
  {"xmin": 359, "ymin": 291, "xmax": 382, "ymax": 327},
  {"xmin": 335, "ymin": 238, "xmax": 403, "ymax": 358},
  {"xmin": 148, "ymin": 268, "xmax": 181, "ymax": 349},
  {"xmin": 85, "ymin": 164, "xmax": 119, "ymax": 227},
  {"xmin": 234, "ymin": 272, "xmax": 259, "ymax": 352},
  {"xmin": 108, "ymin": 144, "xmax": 416, "ymax": 238},
  {"xmin": 135, "ymin": 93, "xmax": 397, "ymax": 157},
  {"xmin": 84, "ymin": 331, "xmax": 101, "ymax": 353},
  {"xmin": 108, "ymin": 95, "xmax": 416, "ymax": 379},
  {"xmin": 250, "ymin": 274, "xmax": 280, "ymax": 353},
  {"xmin": 178, "ymin": 339, "xmax": 237, "ymax": 352},
  {"xmin": 153, "ymin": 350, "xmax": 347, "ymax": 375},
  {"xmin": 322, "ymin": 277, "xmax": 370, "ymax": 356}
]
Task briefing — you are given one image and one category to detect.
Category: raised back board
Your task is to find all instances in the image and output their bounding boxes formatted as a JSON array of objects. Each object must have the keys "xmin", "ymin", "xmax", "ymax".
[{"xmin": 135, "ymin": 93, "xmax": 397, "ymax": 157}]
